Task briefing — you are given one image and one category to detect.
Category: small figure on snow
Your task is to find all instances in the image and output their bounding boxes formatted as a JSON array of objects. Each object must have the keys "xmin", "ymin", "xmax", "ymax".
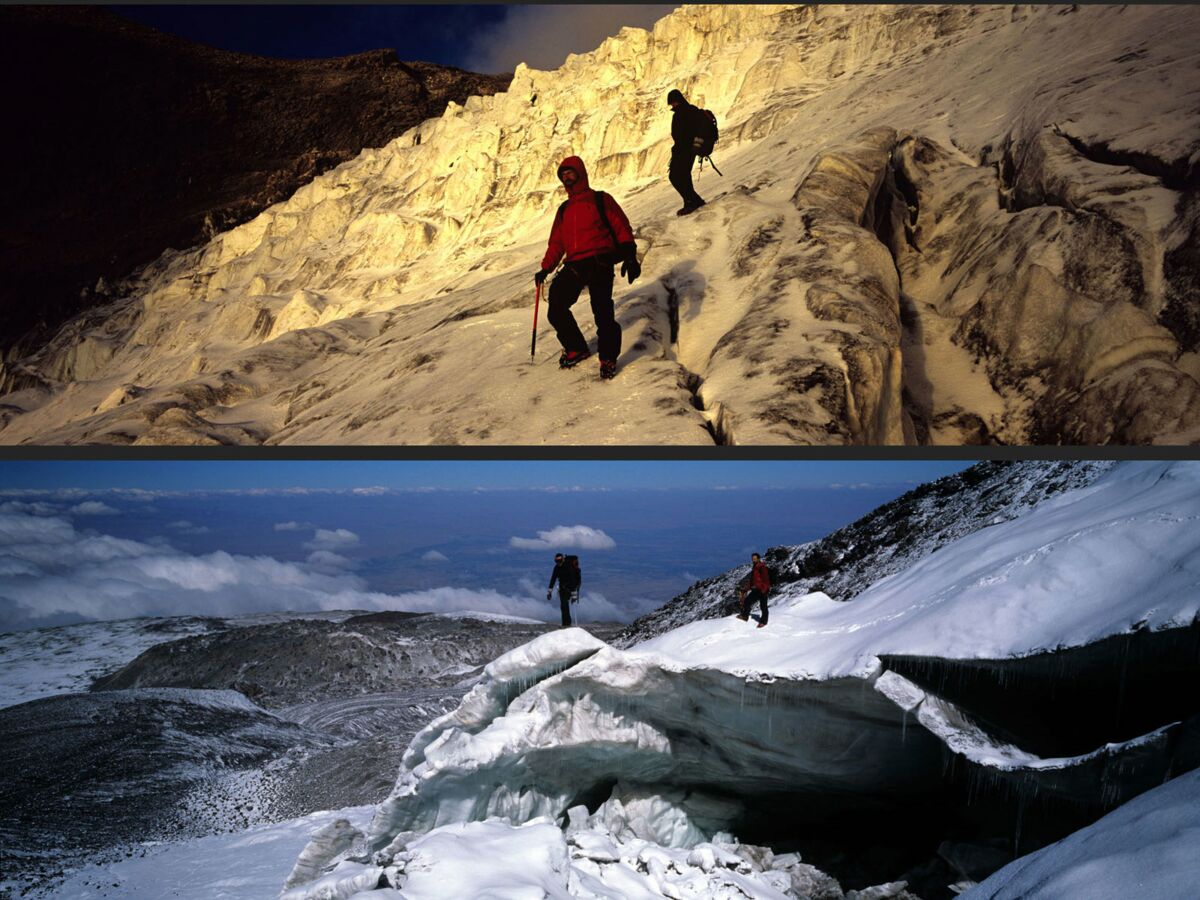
[
  {"xmin": 547, "ymin": 552, "xmax": 582, "ymax": 627},
  {"xmin": 666, "ymin": 89, "xmax": 713, "ymax": 216},
  {"xmin": 534, "ymin": 156, "xmax": 640, "ymax": 381},
  {"xmin": 737, "ymin": 552, "xmax": 770, "ymax": 628}
]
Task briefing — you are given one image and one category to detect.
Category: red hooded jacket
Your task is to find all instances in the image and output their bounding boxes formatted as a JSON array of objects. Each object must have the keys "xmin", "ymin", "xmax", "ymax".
[
  {"xmin": 541, "ymin": 156, "xmax": 635, "ymax": 271},
  {"xmin": 751, "ymin": 560, "xmax": 771, "ymax": 594}
]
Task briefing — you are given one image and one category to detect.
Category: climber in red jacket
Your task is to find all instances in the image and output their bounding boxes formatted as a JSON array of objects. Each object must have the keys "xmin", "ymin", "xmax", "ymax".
[
  {"xmin": 737, "ymin": 552, "xmax": 771, "ymax": 628},
  {"xmin": 534, "ymin": 156, "xmax": 641, "ymax": 380}
]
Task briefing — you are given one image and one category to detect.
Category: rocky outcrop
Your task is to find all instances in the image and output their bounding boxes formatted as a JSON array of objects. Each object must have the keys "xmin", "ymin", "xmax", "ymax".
[
  {"xmin": 0, "ymin": 6, "xmax": 511, "ymax": 352},
  {"xmin": 2, "ymin": 4, "xmax": 1198, "ymax": 444}
]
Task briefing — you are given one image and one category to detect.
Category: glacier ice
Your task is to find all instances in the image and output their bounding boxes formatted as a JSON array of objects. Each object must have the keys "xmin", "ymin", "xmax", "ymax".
[
  {"xmin": 281, "ymin": 461, "xmax": 1200, "ymax": 897},
  {"xmin": 3, "ymin": 4, "xmax": 1198, "ymax": 444}
]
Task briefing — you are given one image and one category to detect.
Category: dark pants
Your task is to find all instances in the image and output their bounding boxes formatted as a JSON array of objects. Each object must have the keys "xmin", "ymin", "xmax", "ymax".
[
  {"xmin": 548, "ymin": 257, "xmax": 621, "ymax": 363},
  {"xmin": 559, "ymin": 589, "xmax": 575, "ymax": 627},
  {"xmin": 669, "ymin": 147, "xmax": 704, "ymax": 208},
  {"xmin": 742, "ymin": 589, "xmax": 768, "ymax": 625}
]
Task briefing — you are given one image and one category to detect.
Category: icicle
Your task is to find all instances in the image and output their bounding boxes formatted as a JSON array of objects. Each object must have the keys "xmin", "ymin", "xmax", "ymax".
[{"xmin": 1013, "ymin": 793, "xmax": 1025, "ymax": 857}]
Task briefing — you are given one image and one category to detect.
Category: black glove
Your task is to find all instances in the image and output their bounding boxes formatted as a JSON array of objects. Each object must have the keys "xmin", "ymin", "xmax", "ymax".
[
  {"xmin": 534, "ymin": 269, "xmax": 551, "ymax": 285},
  {"xmin": 619, "ymin": 246, "xmax": 640, "ymax": 284},
  {"xmin": 546, "ymin": 590, "xmax": 552, "ymax": 601}
]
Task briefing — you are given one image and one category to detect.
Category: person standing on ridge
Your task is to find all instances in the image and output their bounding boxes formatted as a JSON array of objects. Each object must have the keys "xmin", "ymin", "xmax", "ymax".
[
  {"xmin": 667, "ymin": 89, "xmax": 708, "ymax": 216},
  {"xmin": 534, "ymin": 156, "xmax": 640, "ymax": 381},
  {"xmin": 547, "ymin": 552, "xmax": 582, "ymax": 627},
  {"xmin": 737, "ymin": 552, "xmax": 770, "ymax": 628}
]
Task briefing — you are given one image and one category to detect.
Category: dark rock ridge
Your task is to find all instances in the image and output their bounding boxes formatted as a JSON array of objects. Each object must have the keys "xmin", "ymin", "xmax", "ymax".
[
  {"xmin": 90, "ymin": 613, "xmax": 567, "ymax": 706},
  {"xmin": 614, "ymin": 460, "xmax": 1114, "ymax": 646},
  {"xmin": 0, "ymin": 6, "xmax": 511, "ymax": 351}
]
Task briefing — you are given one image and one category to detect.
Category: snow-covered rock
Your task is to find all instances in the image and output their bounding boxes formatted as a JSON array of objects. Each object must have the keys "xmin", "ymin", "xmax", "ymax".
[{"xmin": 4, "ymin": 4, "xmax": 1199, "ymax": 444}]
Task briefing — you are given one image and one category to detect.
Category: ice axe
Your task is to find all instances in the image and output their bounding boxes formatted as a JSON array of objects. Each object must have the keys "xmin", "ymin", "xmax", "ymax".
[{"xmin": 531, "ymin": 282, "xmax": 542, "ymax": 359}]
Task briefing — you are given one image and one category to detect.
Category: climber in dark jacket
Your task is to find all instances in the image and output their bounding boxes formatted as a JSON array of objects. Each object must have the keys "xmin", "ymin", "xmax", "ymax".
[
  {"xmin": 737, "ymin": 552, "xmax": 771, "ymax": 627},
  {"xmin": 547, "ymin": 553, "xmax": 582, "ymax": 627},
  {"xmin": 534, "ymin": 156, "xmax": 640, "ymax": 381},
  {"xmin": 667, "ymin": 89, "xmax": 707, "ymax": 215}
]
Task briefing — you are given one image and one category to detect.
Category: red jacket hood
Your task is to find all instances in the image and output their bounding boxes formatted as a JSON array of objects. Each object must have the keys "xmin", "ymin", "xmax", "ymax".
[{"xmin": 558, "ymin": 156, "xmax": 590, "ymax": 197}]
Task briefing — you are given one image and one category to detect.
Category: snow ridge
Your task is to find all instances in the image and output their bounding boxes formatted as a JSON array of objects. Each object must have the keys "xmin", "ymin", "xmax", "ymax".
[{"xmin": 615, "ymin": 460, "xmax": 1112, "ymax": 646}]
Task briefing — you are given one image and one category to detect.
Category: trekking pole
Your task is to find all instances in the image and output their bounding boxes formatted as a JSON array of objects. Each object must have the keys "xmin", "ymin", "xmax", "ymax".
[
  {"xmin": 531, "ymin": 282, "xmax": 541, "ymax": 359},
  {"xmin": 706, "ymin": 156, "xmax": 723, "ymax": 176}
]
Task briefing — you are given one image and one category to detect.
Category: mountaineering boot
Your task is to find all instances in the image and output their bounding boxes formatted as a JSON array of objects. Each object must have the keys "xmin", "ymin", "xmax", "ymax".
[
  {"xmin": 559, "ymin": 349, "xmax": 591, "ymax": 369},
  {"xmin": 736, "ymin": 614, "xmax": 749, "ymax": 622},
  {"xmin": 599, "ymin": 359, "xmax": 617, "ymax": 380}
]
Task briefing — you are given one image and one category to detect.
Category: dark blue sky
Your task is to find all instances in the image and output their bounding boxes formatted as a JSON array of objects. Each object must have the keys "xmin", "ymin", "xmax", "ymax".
[
  {"xmin": 0, "ymin": 460, "xmax": 971, "ymax": 492},
  {"xmin": 113, "ymin": 5, "xmax": 507, "ymax": 67},
  {"xmin": 110, "ymin": 5, "xmax": 678, "ymax": 72}
]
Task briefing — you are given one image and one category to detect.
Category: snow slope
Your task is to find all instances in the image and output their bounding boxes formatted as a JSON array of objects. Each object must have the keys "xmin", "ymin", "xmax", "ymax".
[
  {"xmin": 3, "ymin": 4, "xmax": 1198, "ymax": 444},
  {"xmin": 638, "ymin": 461, "xmax": 1200, "ymax": 677},
  {"xmin": 616, "ymin": 459, "xmax": 1112, "ymax": 645},
  {"xmin": 48, "ymin": 805, "xmax": 375, "ymax": 900},
  {"xmin": 0, "ymin": 615, "xmax": 222, "ymax": 708},
  {"xmin": 962, "ymin": 768, "xmax": 1200, "ymax": 900},
  {"xmin": 285, "ymin": 462, "xmax": 1200, "ymax": 898}
]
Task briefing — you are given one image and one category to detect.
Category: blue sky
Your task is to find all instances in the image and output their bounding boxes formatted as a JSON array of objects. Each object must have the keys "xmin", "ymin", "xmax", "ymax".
[
  {"xmin": 0, "ymin": 460, "xmax": 971, "ymax": 493},
  {"xmin": 0, "ymin": 461, "xmax": 974, "ymax": 632}
]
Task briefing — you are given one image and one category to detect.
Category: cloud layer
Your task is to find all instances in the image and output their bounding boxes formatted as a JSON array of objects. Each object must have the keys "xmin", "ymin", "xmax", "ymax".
[
  {"xmin": 510, "ymin": 525, "xmax": 617, "ymax": 551},
  {"xmin": 70, "ymin": 501, "xmax": 118, "ymax": 516},
  {"xmin": 0, "ymin": 508, "xmax": 625, "ymax": 632}
]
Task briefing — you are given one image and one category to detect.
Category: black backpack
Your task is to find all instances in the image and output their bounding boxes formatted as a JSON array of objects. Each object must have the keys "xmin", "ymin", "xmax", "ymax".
[
  {"xmin": 691, "ymin": 109, "xmax": 719, "ymax": 157},
  {"xmin": 563, "ymin": 554, "xmax": 582, "ymax": 590}
]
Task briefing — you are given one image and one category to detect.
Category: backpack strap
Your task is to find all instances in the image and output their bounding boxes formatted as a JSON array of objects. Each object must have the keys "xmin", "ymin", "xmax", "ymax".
[
  {"xmin": 557, "ymin": 192, "xmax": 623, "ymax": 257},
  {"xmin": 593, "ymin": 191, "xmax": 621, "ymax": 250}
]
